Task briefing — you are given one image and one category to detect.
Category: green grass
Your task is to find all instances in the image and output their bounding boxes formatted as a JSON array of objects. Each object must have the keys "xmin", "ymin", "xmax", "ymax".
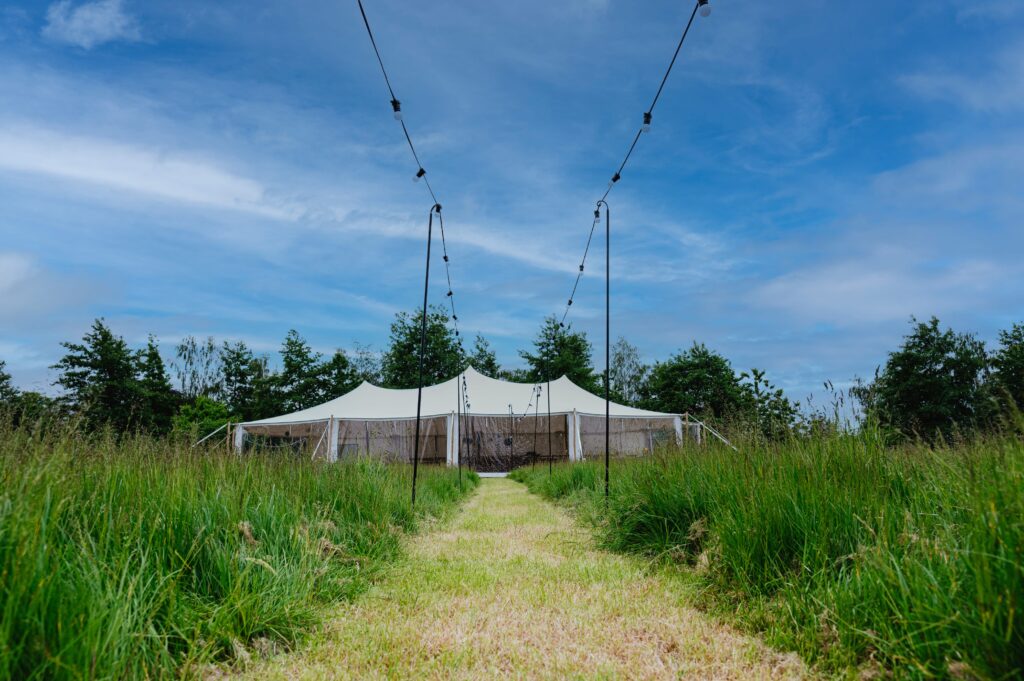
[
  {"xmin": 0, "ymin": 421, "xmax": 477, "ymax": 680},
  {"xmin": 510, "ymin": 434, "xmax": 1024, "ymax": 679}
]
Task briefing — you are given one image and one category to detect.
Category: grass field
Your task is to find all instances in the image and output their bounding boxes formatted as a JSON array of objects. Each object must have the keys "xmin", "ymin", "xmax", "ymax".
[
  {"xmin": 511, "ymin": 434, "xmax": 1024, "ymax": 679},
  {"xmin": 0, "ymin": 422, "xmax": 477, "ymax": 680}
]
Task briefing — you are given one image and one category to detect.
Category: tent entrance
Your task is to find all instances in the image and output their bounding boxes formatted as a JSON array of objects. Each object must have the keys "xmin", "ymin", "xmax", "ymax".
[{"xmin": 458, "ymin": 414, "xmax": 569, "ymax": 473}]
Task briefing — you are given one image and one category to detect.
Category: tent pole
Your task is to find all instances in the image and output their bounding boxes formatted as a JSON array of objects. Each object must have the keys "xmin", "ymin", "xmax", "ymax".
[
  {"xmin": 547, "ymin": 376, "xmax": 553, "ymax": 476},
  {"xmin": 457, "ymin": 371, "xmax": 463, "ymax": 490},
  {"xmin": 532, "ymin": 386, "xmax": 539, "ymax": 469},
  {"xmin": 597, "ymin": 199, "xmax": 610, "ymax": 501},
  {"xmin": 508, "ymin": 404, "xmax": 513, "ymax": 472},
  {"xmin": 412, "ymin": 204, "xmax": 439, "ymax": 508}
]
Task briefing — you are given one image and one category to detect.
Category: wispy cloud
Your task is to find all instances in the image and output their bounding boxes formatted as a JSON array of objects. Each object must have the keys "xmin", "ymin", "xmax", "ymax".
[
  {"xmin": 42, "ymin": 0, "xmax": 140, "ymax": 49},
  {"xmin": 0, "ymin": 125, "xmax": 297, "ymax": 219}
]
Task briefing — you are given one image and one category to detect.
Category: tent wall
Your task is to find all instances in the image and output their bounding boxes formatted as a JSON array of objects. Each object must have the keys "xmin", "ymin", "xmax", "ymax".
[
  {"xmin": 455, "ymin": 414, "xmax": 570, "ymax": 472},
  {"xmin": 577, "ymin": 415, "xmax": 682, "ymax": 459}
]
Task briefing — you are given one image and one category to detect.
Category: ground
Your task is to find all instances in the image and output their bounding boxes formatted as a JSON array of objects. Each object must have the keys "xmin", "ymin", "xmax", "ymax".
[{"xmin": 243, "ymin": 478, "xmax": 807, "ymax": 680}]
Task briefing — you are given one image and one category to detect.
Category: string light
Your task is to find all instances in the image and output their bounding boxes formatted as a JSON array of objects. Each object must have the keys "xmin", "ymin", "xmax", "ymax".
[
  {"xmin": 414, "ymin": 167, "xmax": 426, "ymax": 182},
  {"xmin": 391, "ymin": 98, "xmax": 402, "ymax": 120},
  {"xmin": 557, "ymin": 0, "xmax": 710, "ymax": 327}
]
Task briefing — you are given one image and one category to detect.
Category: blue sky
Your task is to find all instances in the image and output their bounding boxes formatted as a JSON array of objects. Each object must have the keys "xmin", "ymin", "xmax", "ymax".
[{"xmin": 1, "ymin": 0, "xmax": 1022, "ymax": 406}]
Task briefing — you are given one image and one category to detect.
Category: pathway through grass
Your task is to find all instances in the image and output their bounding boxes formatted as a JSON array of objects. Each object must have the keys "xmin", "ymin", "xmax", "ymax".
[{"xmin": 247, "ymin": 478, "xmax": 807, "ymax": 679}]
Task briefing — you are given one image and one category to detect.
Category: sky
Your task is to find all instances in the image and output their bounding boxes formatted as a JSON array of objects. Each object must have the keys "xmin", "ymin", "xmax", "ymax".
[{"xmin": 1, "ymin": 0, "xmax": 1022, "ymax": 408}]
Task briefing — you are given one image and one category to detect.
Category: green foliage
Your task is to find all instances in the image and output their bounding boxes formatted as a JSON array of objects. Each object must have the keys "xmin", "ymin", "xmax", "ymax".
[
  {"xmin": 639, "ymin": 343, "xmax": 748, "ymax": 422},
  {"xmin": 519, "ymin": 316, "xmax": 598, "ymax": 391},
  {"xmin": 514, "ymin": 435, "xmax": 1024, "ymax": 679},
  {"xmin": 380, "ymin": 306, "xmax": 465, "ymax": 388},
  {"xmin": 173, "ymin": 335, "xmax": 222, "ymax": 400},
  {"xmin": 139, "ymin": 336, "xmax": 178, "ymax": 435},
  {"xmin": 219, "ymin": 340, "xmax": 274, "ymax": 420},
  {"xmin": 609, "ymin": 337, "xmax": 646, "ymax": 406},
  {"xmin": 740, "ymin": 367, "xmax": 799, "ymax": 440},
  {"xmin": 853, "ymin": 317, "xmax": 992, "ymax": 441},
  {"xmin": 0, "ymin": 423, "xmax": 476, "ymax": 680},
  {"xmin": 50, "ymin": 321, "xmax": 179, "ymax": 435},
  {"xmin": 0, "ymin": 361, "xmax": 15, "ymax": 404},
  {"xmin": 993, "ymin": 322, "xmax": 1024, "ymax": 412},
  {"xmin": 469, "ymin": 334, "xmax": 501, "ymax": 377},
  {"xmin": 174, "ymin": 395, "xmax": 233, "ymax": 437}
]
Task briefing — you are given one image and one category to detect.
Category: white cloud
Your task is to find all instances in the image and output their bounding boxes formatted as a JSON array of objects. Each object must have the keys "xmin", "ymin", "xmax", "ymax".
[
  {"xmin": 900, "ymin": 42, "xmax": 1024, "ymax": 113},
  {"xmin": 0, "ymin": 125, "xmax": 298, "ymax": 220},
  {"xmin": 748, "ymin": 258, "xmax": 1005, "ymax": 326},
  {"xmin": 42, "ymin": 0, "xmax": 140, "ymax": 49}
]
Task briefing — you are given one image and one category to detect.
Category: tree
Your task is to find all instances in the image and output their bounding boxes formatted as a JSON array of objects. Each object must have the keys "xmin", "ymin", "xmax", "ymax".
[
  {"xmin": 639, "ymin": 343, "xmax": 748, "ymax": 422},
  {"xmin": 350, "ymin": 342, "xmax": 381, "ymax": 384},
  {"xmin": 138, "ymin": 336, "xmax": 178, "ymax": 435},
  {"xmin": 609, "ymin": 337, "xmax": 646, "ymax": 406},
  {"xmin": 52, "ymin": 319, "xmax": 145, "ymax": 432},
  {"xmin": 173, "ymin": 336, "xmax": 221, "ymax": 400},
  {"xmin": 278, "ymin": 330, "xmax": 327, "ymax": 411},
  {"xmin": 741, "ymin": 367, "xmax": 798, "ymax": 440},
  {"xmin": 0, "ymin": 360, "xmax": 17, "ymax": 405},
  {"xmin": 380, "ymin": 306, "xmax": 465, "ymax": 389},
  {"xmin": 173, "ymin": 395, "xmax": 231, "ymax": 437},
  {"xmin": 992, "ymin": 323, "xmax": 1024, "ymax": 412},
  {"xmin": 320, "ymin": 350, "xmax": 361, "ymax": 400},
  {"xmin": 854, "ymin": 317, "xmax": 991, "ymax": 441},
  {"xmin": 469, "ymin": 335, "xmax": 501, "ymax": 377},
  {"xmin": 519, "ymin": 317, "xmax": 597, "ymax": 391},
  {"xmin": 220, "ymin": 341, "xmax": 262, "ymax": 419}
]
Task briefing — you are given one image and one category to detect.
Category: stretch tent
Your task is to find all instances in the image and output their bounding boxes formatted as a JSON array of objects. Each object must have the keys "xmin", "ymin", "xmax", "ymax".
[{"xmin": 233, "ymin": 366, "xmax": 696, "ymax": 471}]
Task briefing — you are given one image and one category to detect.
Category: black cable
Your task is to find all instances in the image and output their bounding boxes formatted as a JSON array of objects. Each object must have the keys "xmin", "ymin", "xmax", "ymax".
[
  {"xmin": 356, "ymin": 0, "xmax": 463, "ymax": 341},
  {"xmin": 558, "ymin": 1, "xmax": 706, "ymax": 326}
]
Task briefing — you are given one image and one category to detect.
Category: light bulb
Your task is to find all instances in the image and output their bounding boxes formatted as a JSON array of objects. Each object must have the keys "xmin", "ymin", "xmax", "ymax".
[
  {"xmin": 391, "ymin": 99, "xmax": 402, "ymax": 120},
  {"xmin": 642, "ymin": 112, "xmax": 652, "ymax": 133},
  {"xmin": 414, "ymin": 168, "xmax": 426, "ymax": 182},
  {"xmin": 699, "ymin": 1, "xmax": 711, "ymax": 17}
]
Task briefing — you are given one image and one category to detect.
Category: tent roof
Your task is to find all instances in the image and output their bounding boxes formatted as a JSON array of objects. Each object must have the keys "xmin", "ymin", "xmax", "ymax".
[{"xmin": 241, "ymin": 366, "xmax": 677, "ymax": 426}]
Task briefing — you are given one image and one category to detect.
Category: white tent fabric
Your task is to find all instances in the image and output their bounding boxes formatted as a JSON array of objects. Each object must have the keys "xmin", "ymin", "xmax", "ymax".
[{"xmin": 234, "ymin": 367, "xmax": 685, "ymax": 468}]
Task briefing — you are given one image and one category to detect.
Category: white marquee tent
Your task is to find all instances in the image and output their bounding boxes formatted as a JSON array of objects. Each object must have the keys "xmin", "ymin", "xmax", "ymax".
[{"xmin": 233, "ymin": 367, "xmax": 702, "ymax": 470}]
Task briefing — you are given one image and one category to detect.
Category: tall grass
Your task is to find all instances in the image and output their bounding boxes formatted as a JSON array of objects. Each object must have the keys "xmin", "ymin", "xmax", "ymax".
[
  {"xmin": 0, "ymin": 421, "xmax": 477, "ymax": 680},
  {"xmin": 511, "ymin": 434, "xmax": 1024, "ymax": 679}
]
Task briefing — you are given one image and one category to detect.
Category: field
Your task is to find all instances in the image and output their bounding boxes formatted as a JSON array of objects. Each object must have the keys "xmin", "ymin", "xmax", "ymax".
[
  {"xmin": 0, "ymin": 422, "xmax": 477, "ymax": 680},
  {"xmin": 511, "ymin": 433, "xmax": 1024, "ymax": 679}
]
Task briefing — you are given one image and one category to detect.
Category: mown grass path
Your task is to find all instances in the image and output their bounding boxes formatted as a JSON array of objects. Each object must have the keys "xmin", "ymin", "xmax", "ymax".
[{"xmin": 247, "ymin": 479, "xmax": 807, "ymax": 680}]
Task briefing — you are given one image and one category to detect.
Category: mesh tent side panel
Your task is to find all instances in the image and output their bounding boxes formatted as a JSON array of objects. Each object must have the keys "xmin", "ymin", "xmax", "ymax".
[
  {"xmin": 578, "ymin": 416, "xmax": 678, "ymax": 459},
  {"xmin": 309, "ymin": 417, "xmax": 446, "ymax": 464},
  {"xmin": 459, "ymin": 414, "xmax": 569, "ymax": 472}
]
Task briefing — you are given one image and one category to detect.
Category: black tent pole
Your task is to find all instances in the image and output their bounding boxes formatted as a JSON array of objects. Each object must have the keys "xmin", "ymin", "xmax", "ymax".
[
  {"xmin": 412, "ymin": 204, "xmax": 439, "ymax": 507},
  {"xmin": 597, "ymin": 199, "xmax": 610, "ymax": 501}
]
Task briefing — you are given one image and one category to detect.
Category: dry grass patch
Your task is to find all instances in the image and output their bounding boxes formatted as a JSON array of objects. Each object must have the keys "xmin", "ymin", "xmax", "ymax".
[{"xmin": 244, "ymin": 479, "xmax": 808, "ymax": 680}]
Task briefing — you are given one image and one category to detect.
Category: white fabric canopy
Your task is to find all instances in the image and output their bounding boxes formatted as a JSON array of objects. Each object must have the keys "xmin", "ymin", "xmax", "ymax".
[
  {"xmin": 235, "ymin": 367, "xmax": 686, "ymax": 468},
  {"xmin": 240, "ymin": 366, "xmax": 673, "ymax": 424}
]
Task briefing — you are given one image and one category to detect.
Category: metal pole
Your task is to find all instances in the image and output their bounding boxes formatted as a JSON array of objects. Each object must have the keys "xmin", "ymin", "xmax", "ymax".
[
  {"xmin": 508, "ymin": 404, "xmax": 514, "ymax": 472},
  {"xmin": 457, "ymin": 371, "xmax": 463, "ymax": 490},
  {"xmin": 532, "ymin": 386, "xmax": 540, "ymax": 469},
  {"xmin": 547, "ymin": 376, "xmax": 553, "ymax": 476},
  {"xmin": 598, "ymin": 199, "xmax": 610, "ymax": 500},
  {"xmin": 412, "ymin": 204, "xmax": 438, "ymax": 507}
]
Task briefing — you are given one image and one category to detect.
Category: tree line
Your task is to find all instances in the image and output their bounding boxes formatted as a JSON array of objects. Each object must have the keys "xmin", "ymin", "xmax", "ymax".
[{"xmin": 2, "ymin": 309, "xmax": 1022, "ymax": 442}]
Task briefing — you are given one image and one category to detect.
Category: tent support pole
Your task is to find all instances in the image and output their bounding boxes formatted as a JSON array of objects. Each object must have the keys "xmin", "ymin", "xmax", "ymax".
[
  {"xmin": 546, "ymin": 376, "xmax": 552, "ymax": 476},
  {"xmin": 460, "ymin": 372, "xmax": 464, "ymax": 489},
  {"xmin": 597, "ymin": 199, "xmax": 610, "ymax": 501},
  {"xmin": 412, "ymin": 204, "xmax": 439, "ymax": 508},
  {"xmin": 532, "ymin": 386, "xmax": 539, "ymax": 469}
]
